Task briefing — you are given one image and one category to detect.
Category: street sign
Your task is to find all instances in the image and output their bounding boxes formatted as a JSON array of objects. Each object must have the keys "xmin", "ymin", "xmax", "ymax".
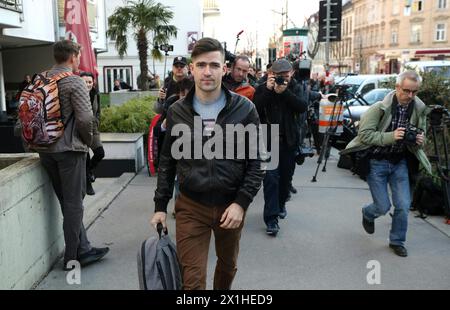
[{"xmin": 318, "ymin": 0, "xmax": 342, "ymax": 42}]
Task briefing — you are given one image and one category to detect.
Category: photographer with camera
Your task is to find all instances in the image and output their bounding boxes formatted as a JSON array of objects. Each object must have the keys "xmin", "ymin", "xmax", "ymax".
[
  {"xmin": 154, "ymin": 56, "xmax": 190, "ymax": 113},
  {"xmin": 254, "ymin": 59, "xmax": 307, "ymax": 236},
  {"xmin": 340, "ymin": 70, "xmax": 432, "ymax": 257}
]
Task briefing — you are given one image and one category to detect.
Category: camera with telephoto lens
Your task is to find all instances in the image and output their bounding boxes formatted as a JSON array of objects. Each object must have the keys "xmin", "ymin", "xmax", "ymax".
[
  {"xmin": 275, "ymin": 76, "xmax": 286, "ymax": 86},
  {"xmin": 403, "ymin": 123, "xmax": 423, "ymax": 146}
]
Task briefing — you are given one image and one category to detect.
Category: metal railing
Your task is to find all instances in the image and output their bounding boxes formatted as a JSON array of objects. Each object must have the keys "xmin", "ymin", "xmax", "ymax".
[{"xmin": 0, "ymin": 0, "xmax": 23, "ymax": 13}]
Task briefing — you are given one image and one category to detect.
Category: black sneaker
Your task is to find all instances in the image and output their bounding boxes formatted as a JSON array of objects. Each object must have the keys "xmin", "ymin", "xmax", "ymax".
[
  {"xmin": 289, "ymin": 185, "xmax": 297, "ymax": 194},
  {"xmin": 279, "ymin": 206, "xmax": 287, "ymax": 219},
  {"xmin": 266, "ymin": 222, "xmax": 279, "ymax": 236},
  {"xmin": 86, "ymin": 180, "xmax": 95, "ymax": 196},
  {"xmin": 62, "ymin": 261, "xmax": 76, "ymax": 271},
  {"xmin": 78, "ymin": 247, "xmax": 110, "ymax": 267},
  {"xmin": 389, "ymin": 244, "xmax": 408, "ymax": 257},
  {"xmin": 362, "ymin": 212, "xmax": 374, "ymax": 234}
]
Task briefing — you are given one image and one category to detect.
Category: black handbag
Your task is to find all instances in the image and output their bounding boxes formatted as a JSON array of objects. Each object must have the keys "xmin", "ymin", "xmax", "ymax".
[{"xmin": 351, "ymin": 148, "xmax": 372, "ymax": 181}]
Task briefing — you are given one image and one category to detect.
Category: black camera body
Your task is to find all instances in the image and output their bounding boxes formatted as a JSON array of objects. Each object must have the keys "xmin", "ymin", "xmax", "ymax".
[
  {"xmin": 403, "ymin": 124, "xmax": 423, "ymax": 146},
  {"xmin": 295, "ymin": 146, "xmax": 315, "ymax": 165},
  {"xmin": 275, "ymin": 76, "xmax": 286, "ymax": 86}
]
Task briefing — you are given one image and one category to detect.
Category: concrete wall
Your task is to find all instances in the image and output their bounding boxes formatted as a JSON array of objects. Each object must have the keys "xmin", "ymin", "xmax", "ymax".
[
  {"xmin": 0, "ymin": 154, "xmax": 63, "ymax": 290},
  {"xmin": 109, "ymin": 90, "xmax": 158, "ymax": 106},
  {"xmin": 94, "ymin": 133, "xmax": 144, "ymax": 177}
]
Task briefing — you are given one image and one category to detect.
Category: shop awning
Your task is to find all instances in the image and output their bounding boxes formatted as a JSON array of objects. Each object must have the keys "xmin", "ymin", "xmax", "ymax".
[{"xmin": 415, "ymin": 49, "xmax": 450, "ymax": 56}]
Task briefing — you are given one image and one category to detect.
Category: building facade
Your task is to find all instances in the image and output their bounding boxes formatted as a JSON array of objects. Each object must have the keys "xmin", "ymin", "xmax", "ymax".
[
  {"xmin": 97, "ymin": 0, "xmax": 203, "ymax": 93},
  {"xmin": 0, "ymin": 0, "xmax": 107, "ymax": 115},
  {"xmin": 380, "ymin": 0, "xmax": 450, "ymax": 73}
]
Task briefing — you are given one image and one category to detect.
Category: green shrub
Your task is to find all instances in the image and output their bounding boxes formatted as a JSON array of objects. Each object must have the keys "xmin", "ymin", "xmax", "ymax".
[
  {"xmin": 99, "ymin": 96, "xmax": 157, "ymax": 133},
  {"xmin": 99, "ymin": 93, "xmax": 110, "ymax": 109}
]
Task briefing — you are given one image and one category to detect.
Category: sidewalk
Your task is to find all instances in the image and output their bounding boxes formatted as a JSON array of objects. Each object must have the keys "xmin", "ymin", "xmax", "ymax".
[{"xmin": 36, "ymin": 152, "xmax": 450, "ymax": 290}]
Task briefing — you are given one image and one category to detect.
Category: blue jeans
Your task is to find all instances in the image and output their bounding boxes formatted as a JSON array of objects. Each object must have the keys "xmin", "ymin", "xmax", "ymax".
[
  {"xmin": 363, "ymin": 159, "xmax": 411, "ymax": 246},
  {"xmin": 263, "ymin": 143, "xmax": 296, "ymax": 225}
]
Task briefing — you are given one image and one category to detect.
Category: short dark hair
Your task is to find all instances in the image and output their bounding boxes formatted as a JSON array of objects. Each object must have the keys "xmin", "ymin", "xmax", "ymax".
[
  {"xmin": 191, "ymin": 37, "xmax": 224, "ymax": 61},
  {"xmin": 80, "ymin": 72, "xmax": 95, "ymax": 79},
  {"xmin": 178, "ymin": 77, "xmax": 194, "ymax": 92},
  {"xmin": 53, "ymin": 40, "xmax": 81, "ymax": 64}
]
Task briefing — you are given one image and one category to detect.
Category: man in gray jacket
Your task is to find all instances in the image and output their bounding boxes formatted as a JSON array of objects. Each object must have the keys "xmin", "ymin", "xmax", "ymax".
[{"xmin": 36, "ymin": 40, "xmax": 109, "ymax": 270}]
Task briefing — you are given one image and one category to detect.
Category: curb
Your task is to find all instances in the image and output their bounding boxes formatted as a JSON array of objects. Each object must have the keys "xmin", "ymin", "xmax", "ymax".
[{"xmin": 84, "ymin": 173, "xmax": 136, "ymax": 228}]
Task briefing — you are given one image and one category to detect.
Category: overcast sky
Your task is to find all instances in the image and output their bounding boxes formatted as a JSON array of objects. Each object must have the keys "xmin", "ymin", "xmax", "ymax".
[{"xmin": 216, "ymin": 0, "xmax": 320, "ymax": 54}]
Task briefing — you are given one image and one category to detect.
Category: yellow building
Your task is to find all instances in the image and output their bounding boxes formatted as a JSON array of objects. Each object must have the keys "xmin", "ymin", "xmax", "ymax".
[{"xmin": 380, "ymin": 0, "xmax": 450, "ymax": 73}]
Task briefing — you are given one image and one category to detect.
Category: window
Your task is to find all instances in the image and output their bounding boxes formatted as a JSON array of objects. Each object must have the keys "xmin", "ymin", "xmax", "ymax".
[
  {"xmin": 391, "ymin": 30, "xmax": 399, "ymax": 44},
  {"xmin": 413, "ymin": 0, "xmax": 424, "ymax": 12},
  {"xmin": 393, "ymin": 0, "xmax": 400, "ymax": 15},
  {"xmin": 438, "ymin": 0, "xmax": 447, "ymax": 9},
  {"xmin": 436, "ymin": 23, "xmax": 446, "ymax": 41},
  {"xmin": 104, "ymin": 67, "xmax": 133, "ymax": 93},
  {"xmin": 411, "ymin": 24, "xmax": 422, "ymax": 43},
  {"xmin": 404, "ymin": 6, "xmax": 411, "ymax": 15}
]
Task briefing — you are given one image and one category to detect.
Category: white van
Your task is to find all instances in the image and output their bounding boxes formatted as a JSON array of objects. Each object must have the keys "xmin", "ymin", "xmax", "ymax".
[
  {"xmin": 404, "ymin": 60, "xmax": 450, "ymax": 78},
  {"xmin": 336, "ymin": 74, "xmax": 396, "ymax": 96}
]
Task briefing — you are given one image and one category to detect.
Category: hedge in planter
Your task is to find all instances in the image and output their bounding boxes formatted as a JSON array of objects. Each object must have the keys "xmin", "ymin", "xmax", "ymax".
[{"xmin": 99, "ymin": 96, "xmax": 157, "ymax": 134}]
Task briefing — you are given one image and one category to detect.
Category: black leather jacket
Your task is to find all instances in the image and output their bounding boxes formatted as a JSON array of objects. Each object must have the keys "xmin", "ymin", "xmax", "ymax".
[
  {"xmin": 154, "ymin": 85, "xmax": 265, "ymax": 213},
  {"xmin": 254, "ymin": 79, "xmax": 307, "ymax": 150}
]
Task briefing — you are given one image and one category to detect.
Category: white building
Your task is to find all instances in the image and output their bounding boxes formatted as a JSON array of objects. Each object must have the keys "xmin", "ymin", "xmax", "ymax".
[
  {"xmin": 98, "ymin": 0, "xmax": 203, "ymax": 93},
  {"xmin": 0, "ymin": 0, "xmax": 107, "ymax": 116}
]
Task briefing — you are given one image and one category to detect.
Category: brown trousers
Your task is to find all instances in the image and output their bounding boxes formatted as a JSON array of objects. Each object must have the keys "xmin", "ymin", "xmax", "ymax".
[{"xmin": 175, "ymin": 194, "xmax": 245, "ymax": 290}]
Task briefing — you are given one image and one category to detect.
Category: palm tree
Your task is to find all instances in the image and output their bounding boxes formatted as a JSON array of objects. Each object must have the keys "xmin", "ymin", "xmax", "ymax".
[{"xmin": 107, "ymin": 0, "xmax": 177, "ymax": 91}]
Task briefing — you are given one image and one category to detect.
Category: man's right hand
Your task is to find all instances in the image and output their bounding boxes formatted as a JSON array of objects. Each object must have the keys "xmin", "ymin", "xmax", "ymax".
[
  {"xmin": 394, "ymin": 127, "xmax": 406, "ymax": 141},
  {"xmin": 266, "ymin": 75, "xmax": 275, "ymax": 91},
  {"xmin": 159, "ymin": 87, "xmax": 167, "ymax": 100},
  {"xmin": 150, "ymin": 212, "xmax": 167, "ymax": 230}
]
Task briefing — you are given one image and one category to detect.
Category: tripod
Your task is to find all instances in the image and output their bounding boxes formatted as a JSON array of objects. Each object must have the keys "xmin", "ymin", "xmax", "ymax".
[
  {"xmin": 312, "ymin": 94, "xmax": 343, "ymax": 182},
  {"xmin": 428, "ymin": 106, "xmax": 450, "ymax": 223},
  {"xmin": 311, "ymin": 89, "xmax": 357, "ymax": 182}
]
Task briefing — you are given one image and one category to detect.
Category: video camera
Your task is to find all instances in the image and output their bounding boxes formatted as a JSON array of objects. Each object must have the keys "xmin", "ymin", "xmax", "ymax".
[
  {"xmin": 225, "ymin": 49, "xmax": 236, "ymax": 65},
  {"xmin": 429, "ymin": 105, "xmax": 450, "ymax": 126},
  {"xmin": 334, "ymin": 84, "xmax": 351, "ymax": 100}
]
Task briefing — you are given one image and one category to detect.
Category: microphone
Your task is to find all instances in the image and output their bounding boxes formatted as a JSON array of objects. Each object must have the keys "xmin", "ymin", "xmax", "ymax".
[{"xmin": 237, "ymin": 30, "xmax": 244, "ymax": 37}]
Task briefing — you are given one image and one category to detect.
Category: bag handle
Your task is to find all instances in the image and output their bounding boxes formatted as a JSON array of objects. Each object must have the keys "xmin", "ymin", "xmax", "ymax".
[{"xmin": 157, "ymin": 223, "xmax": 168, "ymax": 239}]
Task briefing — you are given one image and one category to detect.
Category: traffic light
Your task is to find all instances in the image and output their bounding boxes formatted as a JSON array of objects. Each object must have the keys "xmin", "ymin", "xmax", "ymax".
[{"xmin": 318, "ymin": 0, "xmax": 342, "ymax": 42}]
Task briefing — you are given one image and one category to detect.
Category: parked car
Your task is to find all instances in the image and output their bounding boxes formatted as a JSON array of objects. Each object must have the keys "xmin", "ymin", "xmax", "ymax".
[
  {"xmin": 336, "ymin": 74, "xmax": 396, "ymax": 97},
  {"xmin": 405, "ymin": 60, "xmax": 450, "ymax": 79},
  {"xmin": 343, "ymin": 88, "xmax": 392, "ymax": 122}
]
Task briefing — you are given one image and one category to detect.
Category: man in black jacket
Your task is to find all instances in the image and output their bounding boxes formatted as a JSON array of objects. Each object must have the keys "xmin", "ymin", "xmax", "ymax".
[
  {"xmin": 254, "ymin": 59, "xmax": 307, "ymax": 236},
  {"xmin": 150, "ymin": 38, "xmax": 264, "ymax": 290}
]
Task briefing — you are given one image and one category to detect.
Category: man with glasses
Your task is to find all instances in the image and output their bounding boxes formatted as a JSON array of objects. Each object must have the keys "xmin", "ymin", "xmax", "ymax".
[
  {"xmin": 254, "ymin": 59, "xmax": 307, "ymax": 236},
  {"xmin": 341, "ymin": 70, "xmax": 432, "ymax": 257}
]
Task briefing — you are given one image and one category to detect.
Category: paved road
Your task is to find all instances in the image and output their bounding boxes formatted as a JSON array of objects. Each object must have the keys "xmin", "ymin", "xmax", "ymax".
[{"xmin": 37, "ymin": 153, "xmax": 450, "ymax": 290}]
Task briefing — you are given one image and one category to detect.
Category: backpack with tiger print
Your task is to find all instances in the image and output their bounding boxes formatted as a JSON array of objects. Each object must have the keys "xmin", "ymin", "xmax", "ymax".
[{"xmin": 18, "ymin": 71, "xmax": 73, "ymax": 147}]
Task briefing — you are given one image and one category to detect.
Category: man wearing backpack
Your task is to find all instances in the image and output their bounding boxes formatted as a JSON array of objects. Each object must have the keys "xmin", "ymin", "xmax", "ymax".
[
  {"xmin": 32, "ymin": 40, "xmax": 109, "ymax": 270},
  {"xmin": 151, "ymin": 38, "xmax": 264, "ymax": 290}
]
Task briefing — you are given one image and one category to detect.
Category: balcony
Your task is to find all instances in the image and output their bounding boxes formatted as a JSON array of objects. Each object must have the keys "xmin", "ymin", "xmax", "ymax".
[
  {"xmin": 203, "ymin": 0, "xmax": 220, "ymax": 16},
  {"xmin": 0, "ymin": 0, "xmax": 23, "ymax": 28},
  {"xmin": 0, "ymin": 0, "xmax": 23, "ymax": 12}
]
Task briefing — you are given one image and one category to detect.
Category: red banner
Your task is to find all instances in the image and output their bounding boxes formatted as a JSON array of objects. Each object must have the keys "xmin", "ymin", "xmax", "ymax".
[{"xmin": 64, "ymin": 0, "xmax": 98, "ymax": 75}]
